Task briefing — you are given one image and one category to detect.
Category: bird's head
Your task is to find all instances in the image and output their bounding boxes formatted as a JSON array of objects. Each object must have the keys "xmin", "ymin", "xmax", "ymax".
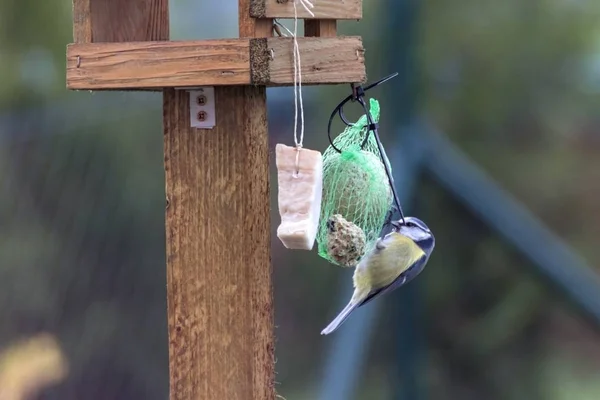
[{"xmin": 391, "ymin": 216, "xmax": 435, "ymax": 256}]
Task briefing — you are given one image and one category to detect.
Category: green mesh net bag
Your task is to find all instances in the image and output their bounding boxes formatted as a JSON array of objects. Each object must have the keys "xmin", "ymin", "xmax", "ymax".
[{"xmin": 317, "ymin": 98, "xmax": 393, "ymax": 267}]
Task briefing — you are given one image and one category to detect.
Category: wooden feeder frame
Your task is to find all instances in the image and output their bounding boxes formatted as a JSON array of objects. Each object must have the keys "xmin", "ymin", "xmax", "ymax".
[{"xmin": 67, "ymin": 0, "xmax": 365, "ymax": 398}]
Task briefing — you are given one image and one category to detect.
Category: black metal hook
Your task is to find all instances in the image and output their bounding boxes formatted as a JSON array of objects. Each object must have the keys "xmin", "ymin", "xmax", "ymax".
[
  {"xmin": 325, "ymin": 72, "xmax": 406, "ymax": 224},
  {"xmin": 327, "ymin": 72, "xmax": 399, "ymax": 153}
]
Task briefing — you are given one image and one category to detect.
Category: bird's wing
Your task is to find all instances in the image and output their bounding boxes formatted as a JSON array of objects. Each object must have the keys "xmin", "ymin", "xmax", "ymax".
[{"xmin": 357, "ymin": 254, "xmax": 428, "ymax": 308}]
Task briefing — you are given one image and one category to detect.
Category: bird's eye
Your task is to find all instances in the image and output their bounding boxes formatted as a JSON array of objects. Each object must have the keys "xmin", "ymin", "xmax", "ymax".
[{"xmin": 406, "ymin": 222, "xmax": 415, "ymax": 227}]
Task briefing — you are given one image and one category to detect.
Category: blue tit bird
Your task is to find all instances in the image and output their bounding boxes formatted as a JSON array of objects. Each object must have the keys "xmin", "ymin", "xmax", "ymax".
[{"xmin": 321, "ymin": 216, "xmax": 435, "ymax": 335}]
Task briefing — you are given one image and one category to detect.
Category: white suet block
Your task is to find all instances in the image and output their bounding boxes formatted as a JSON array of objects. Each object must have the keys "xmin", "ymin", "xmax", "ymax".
[{"xmin": 276, "ymin": 144, "xmax": 323, "ymax": 250}]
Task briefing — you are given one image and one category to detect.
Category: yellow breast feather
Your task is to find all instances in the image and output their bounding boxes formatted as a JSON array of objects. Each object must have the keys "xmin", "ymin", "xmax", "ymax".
[{"xmin": 352, "ymin": 233, "xmax": 425, "ymax": 302}]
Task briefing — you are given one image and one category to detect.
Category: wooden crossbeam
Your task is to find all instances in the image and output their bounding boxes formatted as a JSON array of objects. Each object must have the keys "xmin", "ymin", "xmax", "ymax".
[
  {"xmin": 66, "ymin": 37, "xmax": 366, "ymax": 90},
  {"xmin": 250, "ymin": 0, "xmax": 361, "ymax": 19}
]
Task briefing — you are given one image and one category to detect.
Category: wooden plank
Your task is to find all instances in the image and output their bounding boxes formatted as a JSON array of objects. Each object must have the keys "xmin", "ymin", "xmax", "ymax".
[
  {"xmin": 72, "ymin": 0, "xmax": 168, "ymax": 91},
  {"xmin": 72, "ymin": 0, "xmax": 168, "ymax": 43},
  {"xmin": 263, "ymin": 36, "xmax": 365, "ymax": 85},
  {"xmin": 237, "ymin": 9, "xmax": 274, "ymax": 400},
  {"xmin": 73, "ymin": 0, "xmax": 92, "ymax": 42},
  {"xmin": 250, "ymin": 0, "xmax": 361, "ymax": 19},
  {"xmin": 242, "ymin": 0, "xmax": 274, "ymax": 38},
  {"xmin": 304, "ymin": 19, "xmax": 337, "ymax": 37},
  {"xmin": 164, "ymin": 87, "xmax": 274, "ymax": 400},
  {"xmin": 164, "ymin": 0, "xmax": 274, "ymax": 399},
  {"xmin": 67, "ymin": 40, "xmax": 251, "ymax": 89},
  {"xmin": 66, "ymin": 37, "xmax": 366, "ymax": 89}
]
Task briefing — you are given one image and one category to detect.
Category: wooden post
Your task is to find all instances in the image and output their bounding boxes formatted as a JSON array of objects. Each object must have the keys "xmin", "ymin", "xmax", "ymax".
[
  {"xmin": 68, "ymin": 0, "xmax": 365, "ymax": 398},
  {"xmin": 163, "ymin": 3, "xmax": 274, "ymax": 399},
  {"xmin": 72, "ymin": 0, "xmax": 168, "ymax": 43}
]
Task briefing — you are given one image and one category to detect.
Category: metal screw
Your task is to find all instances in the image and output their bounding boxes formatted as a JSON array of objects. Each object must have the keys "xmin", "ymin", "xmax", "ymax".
[
  {"xmin": 197, "ymin": 111, "xmax": 207, "ymax": 121},
  {"xmin": 196, "ymin": 94, "xmax": 207, "ymax": 106}
]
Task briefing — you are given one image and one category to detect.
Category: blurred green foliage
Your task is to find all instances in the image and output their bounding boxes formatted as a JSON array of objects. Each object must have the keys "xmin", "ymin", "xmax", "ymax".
[{"xmin": 0, "ymin": 0, "xmax": 600, "ymax": 399}]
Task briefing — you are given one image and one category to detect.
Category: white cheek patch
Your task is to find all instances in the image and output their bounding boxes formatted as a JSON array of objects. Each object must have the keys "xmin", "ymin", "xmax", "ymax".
[{"xmin": 402, "ymin": 227, "xmax": 427, "ymax": 242}]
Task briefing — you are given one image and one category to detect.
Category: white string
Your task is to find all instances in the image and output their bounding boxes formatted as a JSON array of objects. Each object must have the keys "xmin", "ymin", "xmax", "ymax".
[{"xmin": 291, "ymin": 0, "xmax": 314, "ymax": 175}]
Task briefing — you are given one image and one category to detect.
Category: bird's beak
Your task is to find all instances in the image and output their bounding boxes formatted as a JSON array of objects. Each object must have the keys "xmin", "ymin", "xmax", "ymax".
[{"xmin": 391, "ymin": 220, "xmax": 402, "ymax": 230}]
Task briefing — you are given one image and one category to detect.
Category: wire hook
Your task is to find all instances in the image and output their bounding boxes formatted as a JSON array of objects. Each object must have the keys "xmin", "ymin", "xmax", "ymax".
[{"xmin": 327, "ymin": 72, "xmax": 399, "ymax": 153}]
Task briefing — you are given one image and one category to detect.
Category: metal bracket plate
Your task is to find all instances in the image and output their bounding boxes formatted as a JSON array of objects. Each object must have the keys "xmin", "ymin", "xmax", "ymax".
[{"xmin": 188, "ymin": 87, "xmax": 215, "ymax": 129}]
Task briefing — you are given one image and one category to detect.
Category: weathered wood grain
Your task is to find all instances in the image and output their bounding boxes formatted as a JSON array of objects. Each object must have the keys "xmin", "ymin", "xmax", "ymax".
[
  {"xmin": 66, "ymin": 37, "xmax": 366, "ymax": 89},
  {"xmin": 73, "ymin": 0, "xmax": 168, "ymax": 43},
  {"xmin": 304, "ymin": 19, "xmax": 337, "ymax": 37},
  {"xmin": 67, "ymin": 40, "xmax": 251, "ymax": 89},
  {"xmin": 265, "ymin": 36, "xmax": 365, "ymax": 85},
  {"xmin": 250, "ymin": 0, "xmax": 361, "ymax": 19},
  {"xmin": 163, "ymin": 0, "xmax": 274, "ymax": 399},
  {"xmin": 164, "ymin": 88, "xmax": 273, "ymax": 400},
  {"xmin": 72, "ymin": 0, "xmax": 168, "ymax": 92},
  {"xmin": 73, "ymin": 0, "xmax": 92, "ymax": 43}
]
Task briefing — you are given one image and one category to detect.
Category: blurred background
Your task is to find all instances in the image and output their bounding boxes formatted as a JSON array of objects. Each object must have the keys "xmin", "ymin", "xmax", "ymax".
[{"xmin": 1, "ymin": 0, "xmax": 600, "ymax": 399}]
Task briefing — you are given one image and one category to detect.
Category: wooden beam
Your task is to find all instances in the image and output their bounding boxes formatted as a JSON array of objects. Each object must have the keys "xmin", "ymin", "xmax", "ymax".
[
  {"xmin": 72, "ymin": 0, "xmax": 169, "ymax": 92},
  {"xmin": 304, "ymin": 20, "xmax": 337, "ymax": 37},
  {"xmin": 264, "ymin": 37, "xmax": 364, "ymax": 84},
  {"xmin": 73, "ymin": 0, "xmax": 169, "ymax": 43},
  {"xmin": 67, "ymin": 39, "xmax": 251, "ymax": 88},
  {"xmin": 66, "ymin": 37, "xmax": 366, "ymax": 89},
  {"xmin": 163, "ymin": 0, "xmax": 274, "ymax": 399},
  {"xmin": 250, "ymin": 0, "xmax": 361, "ymax": 19},
  {"xmin": 73, "ymin": 0, "xmax": 92, "ymax": 43}
]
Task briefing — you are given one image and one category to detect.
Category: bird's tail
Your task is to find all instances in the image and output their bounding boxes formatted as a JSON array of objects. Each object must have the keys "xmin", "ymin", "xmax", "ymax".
[{"xmin": 320, "ymin": 301, "xmax": 360, "ymax": 335}]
